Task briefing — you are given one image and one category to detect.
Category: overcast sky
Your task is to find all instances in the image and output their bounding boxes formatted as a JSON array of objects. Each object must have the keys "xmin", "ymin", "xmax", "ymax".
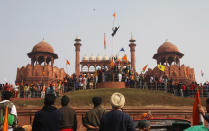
[{"xmin": 0, "ymin": 0, "xmax": 208, "ymax": 84}]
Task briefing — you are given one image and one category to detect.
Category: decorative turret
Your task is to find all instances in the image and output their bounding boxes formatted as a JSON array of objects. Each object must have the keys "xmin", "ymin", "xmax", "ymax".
[
  {"xmin": 129, "ymin": 34, "xmax": 136, "ymax": 71},
  {"xmin": 74, "ymin": 36, "xmax": 82, "ymax": 78}
]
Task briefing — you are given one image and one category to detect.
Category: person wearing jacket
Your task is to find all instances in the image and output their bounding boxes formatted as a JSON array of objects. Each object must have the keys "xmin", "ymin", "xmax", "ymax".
[
  {"xmin": 83, "ymin": 97, "xmax": 106, "ymax": 131},
  {"xmin": 59, "ymin": 95, "xmax": 77, "ymax": 131},
  {"xmin": 32, "ymin": 94, "xmax": 61, "ymax": 131},
  {"xmin": 99, "ymin": 92, "xmax": 135, "ymax": 131}
]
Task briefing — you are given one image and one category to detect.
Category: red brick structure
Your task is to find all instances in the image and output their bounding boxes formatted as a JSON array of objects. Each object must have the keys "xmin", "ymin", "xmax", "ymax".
[
  {"xmin": 96, "ymin": 82, "xmax": 126, "ymax": 88},
  {"xmin": 74, "ymin": 37, "xmax": 82, "ymax": 78},
  {"xmin": 16, "ymin": 40, "xmax": 66, "ymax": 86},
  {"xmin": 129, "ymin": 36, "xmax": 136, "ymax": 71},
  {"xmin": 146, "ymin": 41, "xmax": 195, "ymax": 84},
  {"xmin": 17, "ymin": 107, "xmax": 193, "ymax": 131}
]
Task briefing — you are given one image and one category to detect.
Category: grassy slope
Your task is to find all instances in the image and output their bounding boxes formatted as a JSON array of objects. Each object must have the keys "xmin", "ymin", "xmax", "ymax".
[{"xmin": 13, "ymin": 88, "xmax": 206, "ymax": 107}]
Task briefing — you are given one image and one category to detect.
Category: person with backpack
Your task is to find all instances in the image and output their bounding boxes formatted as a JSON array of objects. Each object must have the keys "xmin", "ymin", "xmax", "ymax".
[{"xmin": 0, "ymin": 91, "xmax": 17, "ymax": 131}]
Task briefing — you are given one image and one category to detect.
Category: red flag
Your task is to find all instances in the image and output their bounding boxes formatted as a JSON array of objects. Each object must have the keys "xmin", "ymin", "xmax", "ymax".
[
  {"xmin": 192, "ymin": 87, "xmax": 201, "ymax": 125},
  {"xmin": 3, "ymin": 106, "xmax": 8, "ymax": 131},
  {"xmin": 142, "ymin": 65, "xmax": 148, "ymax": 72},
  {"xmin": 66, "ymin": 59, "xmax": 70, "ymax": 65},
  {"xmin": 104, "ymin": 33, "xmax": 106, "ymax": 49}
]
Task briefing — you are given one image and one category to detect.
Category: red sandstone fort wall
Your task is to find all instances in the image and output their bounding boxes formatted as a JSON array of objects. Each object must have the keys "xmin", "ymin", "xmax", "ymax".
[{"xmin": 16, "ymin": 64, "xmax": 65, "ymax": 86}]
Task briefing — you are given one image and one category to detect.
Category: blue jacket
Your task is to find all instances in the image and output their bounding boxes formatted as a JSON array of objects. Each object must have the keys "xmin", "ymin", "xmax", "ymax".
[{"xmin": 99, "ymin": 109, "xmax": 136, "ymax": 131}]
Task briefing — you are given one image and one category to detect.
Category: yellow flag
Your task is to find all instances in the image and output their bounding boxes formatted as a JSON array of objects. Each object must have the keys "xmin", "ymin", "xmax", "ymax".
[{"xmin": 157, "ymin": 64, "xmax": 165, "ymax": 72}]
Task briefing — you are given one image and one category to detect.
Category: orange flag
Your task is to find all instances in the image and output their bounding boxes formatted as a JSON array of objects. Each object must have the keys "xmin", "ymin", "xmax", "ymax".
[
  {"xmin": 122, "ymin": 54, "xmax": 128, "ymax": 63},
  {"xmin": 192, "ymin": 87, "xmax": 201, "ymax": 125},
  {"xmin": 110, "ymin": 59, "xmax": 114, "ymax": 67},
  {"xmin": 3, "ymin": 106, "xmax": 8, "ymax": 131},
  {"xmin": 142, "ymin": 65, "xmax": 148, "ymax": 72},
  {"xmin": 66, "ymin": 59, "xmax": 70, "ymax": 65},
  {"xmin": 113, "ymin": 12, "xmax": 116, "ymax": 19}
]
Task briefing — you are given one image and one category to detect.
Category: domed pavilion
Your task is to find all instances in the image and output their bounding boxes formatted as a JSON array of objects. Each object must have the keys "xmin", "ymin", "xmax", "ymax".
[
  {"xmin": 16, "ymin": 40, "xmax": 66, "ymax": 86},
  {"xmin": 146, "ymin": 41, "xmax": 195, "ymax": 85}
]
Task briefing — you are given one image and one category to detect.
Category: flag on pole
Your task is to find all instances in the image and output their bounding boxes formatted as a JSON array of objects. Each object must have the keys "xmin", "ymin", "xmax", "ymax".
[
  {"xmin": 66, "ymin": 59, "xmax": 70, "ymax": 65},
  {"xmin": 192, "ymin": 87, "xmax": 201, "ymax": 125},
  {"xmin": 142, "ymin": 65, "xmax": 148, "ymax": 72},
  {"xmin": 201, "ymin": 70, "xmax": 204, "ymax": 77},
  {"xmin": 3, "ymin": 106, "xmax": 8, "ymax": 131},
  {"xmin": 104, "ymin": 33, "xmax": 106, "ymax": 49},
  {"xmin": 113, "ymin": 12, "xmax": 116, "ymax": 19},
  {"xmin": 157, "ymin": 64, "xmax": 165, "ymax": 72},
  {"xmin": 120, "ymin": 48, "xmax": 125, "ymax": 52}
]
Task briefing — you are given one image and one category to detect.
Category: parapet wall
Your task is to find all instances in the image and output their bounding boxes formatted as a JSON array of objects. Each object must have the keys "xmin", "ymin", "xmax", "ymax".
[
  {"xmin": 17, "ymin": 107, "xmax": 193, "ymax": 131},
  {"xmin": 96, "ymin": 82, "xmax": 126, "ymax": 88}
]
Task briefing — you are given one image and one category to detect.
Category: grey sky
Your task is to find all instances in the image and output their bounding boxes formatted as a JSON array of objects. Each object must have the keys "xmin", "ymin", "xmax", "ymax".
[{"xmin": 0, "ymin": 0, "xmax": 208, "ymax": 83}]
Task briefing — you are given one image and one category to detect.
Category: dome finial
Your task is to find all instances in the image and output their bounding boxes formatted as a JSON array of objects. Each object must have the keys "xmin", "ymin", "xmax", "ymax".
[
  {"xmin": 131, "ymin": 32, "xmax": 133, "ymax": 39},
  {"xmin": 75, "ymin": 36, "xmax": 81, "ymax": 42},
  {"xmin": 129, "ymin": 32, "xmax": 136, "ymax": 42}
]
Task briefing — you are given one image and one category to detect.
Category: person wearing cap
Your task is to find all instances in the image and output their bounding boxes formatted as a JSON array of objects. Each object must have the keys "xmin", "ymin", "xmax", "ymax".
[
  {"xmin": 83, "ymin": 96, "xmax": 106, "ymax": 131},
  {"xmin": 99, "ymin": 92, "xmax": 136, "ymax": 131}
]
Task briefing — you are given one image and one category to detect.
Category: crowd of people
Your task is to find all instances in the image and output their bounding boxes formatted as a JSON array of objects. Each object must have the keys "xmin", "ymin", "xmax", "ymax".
[
  {"xmin": 1, "ymin": 89, "xmax": 209, "ymax": 130},
  {"xmin": 1, "ymin": 70, "xmax": 209, "ymax": 99},
  {"xmin": 0, "ymin": 90, "xmax": 151, "ymax": 131}
]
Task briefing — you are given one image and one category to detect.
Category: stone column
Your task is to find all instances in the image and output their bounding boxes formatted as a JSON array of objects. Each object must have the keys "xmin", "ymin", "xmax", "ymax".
[
  {"xmin": 74, "ymin": 37, "xmax": 82, "ymax": 78},
  {"xmin": 44, "ymin": 56, "xmax": 47, "ymax": 66},
  {"xmin": 35, "ymin": 56, "xmax": 39, "ymax": 65},
  {"xmin": 129, "ymin": 36, "xmax": 136, "ymax": 72},
  {"xmin": 51, "ymin": 58, "xmax": 54, "ymax": 67}
]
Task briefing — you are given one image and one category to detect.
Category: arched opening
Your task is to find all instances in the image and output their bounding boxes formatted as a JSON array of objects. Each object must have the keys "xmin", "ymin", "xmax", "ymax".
[
  {"xmin": 96, "ymin": 66, "xmax": 101, "ymax": 71},
  {"xmin": 161, "ymin": 57, "xmax": 166, "ymax": 65},
  {"xmin": 38, "ymin": 56, "xmax": 44, "ymax": 65},
  {"xmin": 89, "ymin": 66, "xmax": 96, "ymax": 72},
  {"xmin": 168, "ymin": 57, "xmax": 174, "ymax": 66},
  {"xmin": 82, "ymin": 65, "xmax": 88, "ymax": 72},
  {"xmin": 46, "ymin": 57, "xmax": 51, "ymax": 65}
]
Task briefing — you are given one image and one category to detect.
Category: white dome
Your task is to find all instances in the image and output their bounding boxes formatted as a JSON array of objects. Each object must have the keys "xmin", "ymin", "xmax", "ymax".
[
  {"xmin": 89, "ymin": 55, "xmax": 96, "ymax": 61},
  {"xmin": 103, "ymin": 55, "xmax": 109, "ymax": 61},
  {"xmin": 96, "ymin": 56, "xmax": 102, "ymax": 61},
  {"xmin": 82, "ymin": 55, "xmax": 89, "ymax": 61}
]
